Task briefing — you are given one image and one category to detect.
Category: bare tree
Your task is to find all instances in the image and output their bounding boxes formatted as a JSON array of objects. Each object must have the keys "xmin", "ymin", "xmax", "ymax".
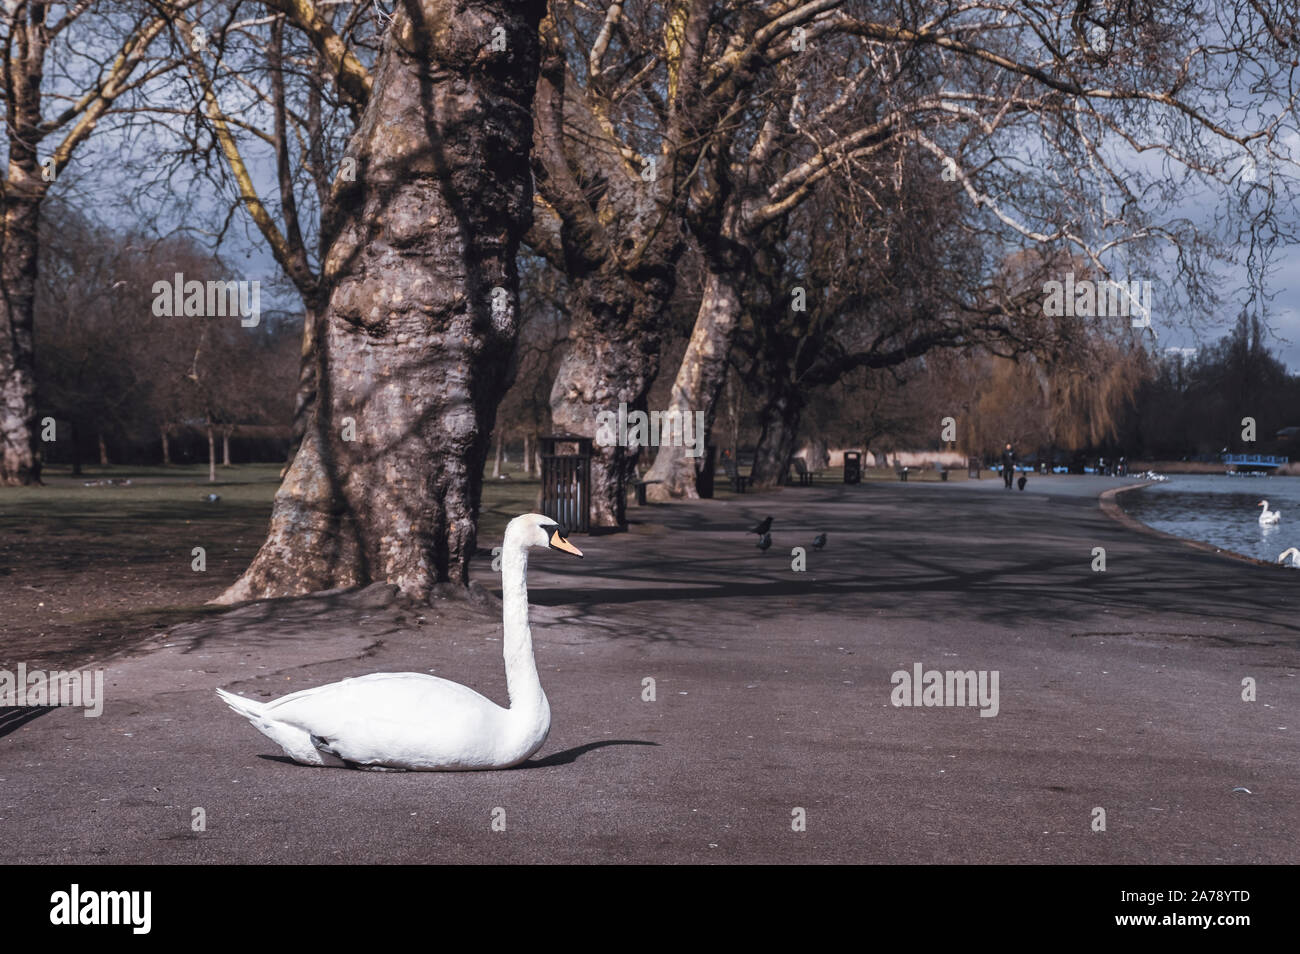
[
  {"xmin": 1, "ymin": 0, "xmax": 185, "ymax": 484},
  {"xmin": 527, "ymin": 0, "xmax": 844, "ymax": 526},
  {"xmin": 648, "ymin": 0, "xmax": 1300, "ymax": 494},
  {"xmin": 131, "ymin": 2, "xmax": 384, "ymax": 464},
  {"xmin": 215, "ymin": 0, "xmax": 545, "ymax": 603}
]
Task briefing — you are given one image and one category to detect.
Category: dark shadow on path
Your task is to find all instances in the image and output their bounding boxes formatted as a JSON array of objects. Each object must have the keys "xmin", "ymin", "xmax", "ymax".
[
  {"xmin": 250, "ymin": 740, "xmax": 659, "ymax": 770},
  {"xmin": 0, "ymin": 706, "xmax": 55, "ymax": 739},
  {"xmin": 522, "ymin": 739, "xmax": 658, "ymax": 768}
]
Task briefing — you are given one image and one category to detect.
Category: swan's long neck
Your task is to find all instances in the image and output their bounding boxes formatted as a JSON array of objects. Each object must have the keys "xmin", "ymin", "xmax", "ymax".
[{"xmin": 500, "ymin": 538, "xmax": 545, "ymax": 715}]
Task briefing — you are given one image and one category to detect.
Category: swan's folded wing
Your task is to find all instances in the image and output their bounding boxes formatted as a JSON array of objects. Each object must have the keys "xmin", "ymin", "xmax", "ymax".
[{"xmin": 265, "ymin": 672, "xmax": 505, "ymax": 766}]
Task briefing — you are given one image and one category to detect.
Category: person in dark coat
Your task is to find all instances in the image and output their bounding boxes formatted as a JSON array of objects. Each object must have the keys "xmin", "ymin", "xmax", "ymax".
[{"xmin": 1001, "ymin": 442, "xmax": 1016, "ymax": 489}]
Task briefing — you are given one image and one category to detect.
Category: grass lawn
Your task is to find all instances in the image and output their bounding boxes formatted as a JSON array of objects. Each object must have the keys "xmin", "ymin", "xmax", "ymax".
[
  {"xmin": 0, "ymin": 455, "xmax": 985, "ymax": 668},
  {"xmin": 0, "ymin": 461, "xmax": 545, "ymax": 668}
]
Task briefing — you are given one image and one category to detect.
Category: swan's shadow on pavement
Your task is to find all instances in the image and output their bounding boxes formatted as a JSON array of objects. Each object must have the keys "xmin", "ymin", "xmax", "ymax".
[
  {"xmin": 251, "ymin": 739, "xmax": 658, "ymax": 770},
  {"xmin": 523, "ymin": 739, "xmax": 658, "ymax": 768}
]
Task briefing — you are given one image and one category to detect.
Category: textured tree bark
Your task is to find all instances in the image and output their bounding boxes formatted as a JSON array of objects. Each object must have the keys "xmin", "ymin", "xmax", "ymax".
[
  {"xmin": 529, "ymin": 10, "xmax": 691, "ymax": 530},
  {"xmin": 287, "ymin": 305, "xmax": 325, "ymax": 464},
  {"xmin": 522, "ymin": 431, "xmax": 533, "ymax": 475},
  {"xmin": 749, "ymin": 384, "xmax": 804, "ymax": 489},
  {"xmin": 217, "ymin": 0, "xmax": 543, "ymax": 604},
  {"xmin": 98, "ymin": 433, "xmax": 110, "ymax": 466},
  {"xmin": 0, "ymin": 189, "xmax": 43, "ymax": 486},
  {"xmin": 161, "ymin": 428, "xmax": 172, "ymax": 466},
  {"xmin": 644, "ymin": 267, "xmax": 744, "ymax": 500},
  {"xmin": 207, "ymin": 425, "xmax": 217, "ymax": 483},
  {"xmin": 222, "ymin": 430, "xmax": 232, "ymax": 467},
  {"xmin": 548, "ymin": 270, "xmax": 670, "ymax": 529},
  {"xmin": 492, "ymin": 429, "xmax": 504, "ymax": 478}
]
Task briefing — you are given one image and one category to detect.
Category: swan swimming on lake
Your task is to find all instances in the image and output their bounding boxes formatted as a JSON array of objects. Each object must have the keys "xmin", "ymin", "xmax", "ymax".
[
  {"xmin": 1258, "ymin": 500, "xmax": 1281, "ymax": 525},
  {"xmin": 1278, "ymin": 547, "xmax": 1300, "ymax": 568},
  {"xmin": 216, "ymin": 513, "xmax": 583, "ymax": 770}
]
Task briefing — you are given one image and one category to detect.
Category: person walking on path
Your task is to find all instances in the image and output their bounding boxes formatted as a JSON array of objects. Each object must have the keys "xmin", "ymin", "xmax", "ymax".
[{"xmin": 1001, "ymin": 442, "xmax": 1017, "ymax": 490}]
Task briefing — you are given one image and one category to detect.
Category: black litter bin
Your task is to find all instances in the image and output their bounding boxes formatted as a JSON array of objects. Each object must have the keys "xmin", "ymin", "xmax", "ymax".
[
  {"xmin": 843, "ymin": 451, "xmax": 862, "ymax": 484},
  {"xmin": 539, "ymin": 435, "xmax": 592, "ymax": 533}
]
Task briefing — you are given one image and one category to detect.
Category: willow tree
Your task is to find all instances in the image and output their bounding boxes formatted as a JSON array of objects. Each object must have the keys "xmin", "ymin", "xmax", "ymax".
[
  {"xmin": 216, "ymin": 0, "xmax": 544, "ymax": 602},
  {"xmin": 1, "ymin": 1, "xmax": 180, "ymax": 485},
  {"xmin": 646, "ymin": 0, "xmax": 1300, "ymax": 494}
]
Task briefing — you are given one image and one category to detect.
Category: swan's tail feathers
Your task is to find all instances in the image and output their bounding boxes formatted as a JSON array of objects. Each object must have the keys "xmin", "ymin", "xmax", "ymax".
[
  {"xmin": 216, "ymin": 687, "xmax": 265, "ymax": 720},
  {"xmin": 216, "ymin": 687, "xmax": 342, "ymax": 767}
]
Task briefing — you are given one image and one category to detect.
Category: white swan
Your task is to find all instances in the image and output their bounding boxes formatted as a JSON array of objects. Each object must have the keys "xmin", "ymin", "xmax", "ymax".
[
  {"xmin": 1258, "ymin": 500, "xmax": 1281, "ymax": 525},
  {"xmin": 1278, "ymin": 547, "xmax": 1300, "ymax": 568},
  {"xmin": 216, "ymin": 513, "xmax": 583, "ymax": 771}
]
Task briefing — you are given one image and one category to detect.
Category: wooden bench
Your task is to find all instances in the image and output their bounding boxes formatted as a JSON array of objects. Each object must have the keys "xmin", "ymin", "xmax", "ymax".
[
  {"xmin": 633, "ymin": 479, "xmax": 661, "ymax": 506},
  {"xmin": 722, "ymin": 457, "xmax": 749, "ymax": 493},
  {"xmin": 787, "ymin": 457, "xmax": 815, "ymax": 486}
]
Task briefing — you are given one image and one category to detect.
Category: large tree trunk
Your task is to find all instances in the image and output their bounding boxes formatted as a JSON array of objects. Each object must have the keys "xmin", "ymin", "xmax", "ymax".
[
  {"xmin": 548, "ymin": 272, "xmax": 671, "ymax": 529},
  {"xmin": 161, "ymin": 427, "xmax": 172, "ymax": 466},
  {"xmin": 217, "ymin": 0, "xmax": 543, "ymax": 604},
  {"xmin": 644, "ymin": 268, "xmax": 744, "ymax": 500},
  {"xmin": 286, "ymin": 305, "xmax": 325, "ymax": 466},
  {"xmin": 492, "ymin": 429, "xmax": 504, "ymax": 478},
  {"xmin": 0, "ymin": 190, "xmax": 43, "ymax": 486},
  {"xmin": 522, "ymin": 431, "xmax": 533, "ymax": 475},
  {"xmin": 98, "ymin": 433, "xmax": 110, "ymax": 466},
  {"xmin": 222, "ymin": 429, "xmax": 232, "ymax": 467},
  {"xmin": 749, "ymin": 384, "xmax": 804, "ymax": 489}
]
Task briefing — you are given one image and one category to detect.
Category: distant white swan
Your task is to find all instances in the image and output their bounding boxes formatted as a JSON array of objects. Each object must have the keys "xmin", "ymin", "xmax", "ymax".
[
  {"xmin": 1258, "ymin": 500, "xmax": 1281, "ymax": 525},
  {"xmin": 1278, "ymin": 547, "xmax": 1300, "ymax": 568},
  {"xmin": 217, "ymin": 513, "xmax": 583, "ymax": 770}
]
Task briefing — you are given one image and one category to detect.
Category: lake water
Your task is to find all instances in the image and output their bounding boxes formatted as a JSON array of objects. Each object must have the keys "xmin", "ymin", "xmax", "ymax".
[{"xmin": 1120, "ymin": 473, "xmax": 1300, "ymax": 563}]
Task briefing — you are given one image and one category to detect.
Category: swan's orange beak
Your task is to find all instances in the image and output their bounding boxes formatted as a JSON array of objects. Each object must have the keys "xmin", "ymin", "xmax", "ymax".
[{"xmin": 549, "ymin": 530, "xmax": 583, "ymax": 558}]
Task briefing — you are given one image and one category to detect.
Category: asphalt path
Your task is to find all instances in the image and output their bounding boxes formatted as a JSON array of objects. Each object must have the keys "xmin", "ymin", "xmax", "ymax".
[{"xmin": 2, "ymin": 475, "xmax": 1297, "ymax": 863}]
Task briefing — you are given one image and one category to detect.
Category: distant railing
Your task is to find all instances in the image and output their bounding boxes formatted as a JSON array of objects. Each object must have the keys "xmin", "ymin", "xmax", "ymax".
[{"xmin": 1221, "ymin": 453, "xmax": 1289, "ymax": 467}]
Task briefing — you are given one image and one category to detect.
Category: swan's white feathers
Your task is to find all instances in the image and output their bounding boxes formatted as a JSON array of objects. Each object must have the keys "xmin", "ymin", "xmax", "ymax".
[
  {"xmin": 216, "ymin": 687, "xmax": 345, "ymax": 767},
  {"xmin": 217, "ymin": 512, "xmax": 567, "ymax": 771},
  {"xmin": 263, "ymin": 672, "xmax": 528, "ymax": 770}
]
